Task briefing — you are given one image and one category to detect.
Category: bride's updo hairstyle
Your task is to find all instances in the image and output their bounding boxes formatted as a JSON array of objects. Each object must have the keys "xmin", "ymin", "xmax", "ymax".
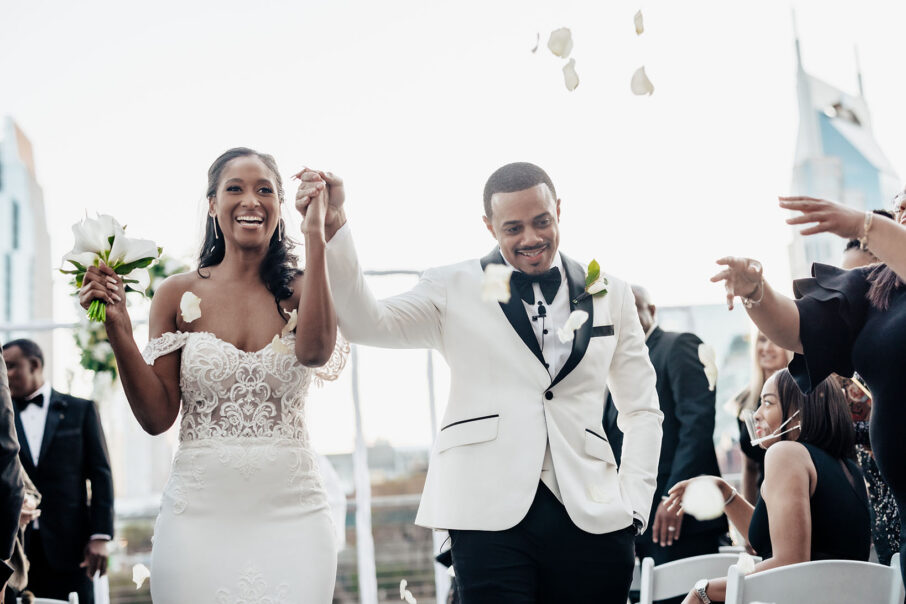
[{"xmin": 198, "ymin": 147, "xmax": 301, "ymax": 314}]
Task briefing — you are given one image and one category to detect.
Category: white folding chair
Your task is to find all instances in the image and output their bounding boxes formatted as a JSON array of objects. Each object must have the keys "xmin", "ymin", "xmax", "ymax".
[
  {"xmin": 17, "ymin": 594, "xmax": 78, "ymax": 604},
  {"xmin": 725, "ymin": 553, "xmax": 904, "ymax": 604},
  {"xmin": 639, "ymin": 553, "xmax": 761, "ymax": 604}
]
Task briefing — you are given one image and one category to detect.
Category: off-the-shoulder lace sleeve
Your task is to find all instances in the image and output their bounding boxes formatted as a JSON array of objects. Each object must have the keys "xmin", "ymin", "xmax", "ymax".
[
  {"xmin": 790, "ymin": 263, "xmax": 870, "ymax": 393},
  {"xmin": 142, "ymin": 331, "xmax": 190, "ymax": 365},
  {"xmin": 313, "ymin": 334, "xmax": 350, "ymax": 385}
]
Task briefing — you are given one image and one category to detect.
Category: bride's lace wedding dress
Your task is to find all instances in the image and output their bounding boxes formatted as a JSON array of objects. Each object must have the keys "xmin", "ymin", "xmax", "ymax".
[{"xmin": 142, "ymin": 330, "xmax": 347, "ymax": 603}]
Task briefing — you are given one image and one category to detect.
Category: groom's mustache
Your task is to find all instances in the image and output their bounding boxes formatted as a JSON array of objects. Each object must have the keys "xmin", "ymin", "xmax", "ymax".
[{"xmin": 515, "ymin": 243, "xmax": 549, "ymax": 253}]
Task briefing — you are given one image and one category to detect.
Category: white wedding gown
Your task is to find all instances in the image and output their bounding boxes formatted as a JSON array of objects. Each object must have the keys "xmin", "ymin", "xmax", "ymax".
[{"xmin": 142, "ymin": 331, "xmax": 347, "ymax": 603}]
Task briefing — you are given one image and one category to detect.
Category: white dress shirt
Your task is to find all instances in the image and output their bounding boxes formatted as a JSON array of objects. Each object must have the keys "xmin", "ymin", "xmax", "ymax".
[
  {"xmin": 505, "ymin": 252, "xmax": 572, "ymax": 501},
  {"xmin": 18, "ymin": 382, "xmax": 51, "ymax": 467}
]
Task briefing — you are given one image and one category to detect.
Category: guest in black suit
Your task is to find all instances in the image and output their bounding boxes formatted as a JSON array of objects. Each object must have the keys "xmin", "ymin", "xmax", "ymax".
[
  {"xmin": 604, "ymin": 286, "xmax": 727, "ymax": 598},
  {"xmin": 0, "ymin": 338, "xmax": 25, "ymax": 601},
  {"xmin": 2, "ymin": 339, "xmax": 113, "ymax": 604}
]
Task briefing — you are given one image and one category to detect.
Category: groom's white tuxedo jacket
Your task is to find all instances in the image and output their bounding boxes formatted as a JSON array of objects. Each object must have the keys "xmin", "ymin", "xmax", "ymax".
[{"xmin": 326, "ymin": 225, "xmax": 663, "ymax": 534}]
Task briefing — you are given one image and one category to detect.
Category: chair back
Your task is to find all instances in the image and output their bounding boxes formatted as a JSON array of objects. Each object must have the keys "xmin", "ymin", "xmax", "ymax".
[
  {"xmin": 725, "ymin": 553, "xmax": 904, "ymax": 604},
  {"xmin": 16, "ymin": 593, "xmax": 78, "ymax": 604},
  {"xmin": 639, "ymin": 553, "xmax": 761, "ymax": 604}
]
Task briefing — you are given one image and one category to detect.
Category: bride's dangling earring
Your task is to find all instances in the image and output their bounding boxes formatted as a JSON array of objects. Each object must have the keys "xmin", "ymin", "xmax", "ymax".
[
  {"xmin": 278, "ymin": 219, "xmax": 284, "ymax": 242},
  {"xmin": 212, "ymin": 215, "xmax": 219, "ymax": 240}
]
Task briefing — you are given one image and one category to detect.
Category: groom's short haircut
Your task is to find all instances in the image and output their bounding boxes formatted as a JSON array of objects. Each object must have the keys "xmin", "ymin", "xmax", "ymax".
[
  {"xmin": 483, "ymin": 162, "xmax": 557, "ymax": 218},
  {"xmin": 2, "ymin": 339, "xmax": 44, "ymax": 367}
]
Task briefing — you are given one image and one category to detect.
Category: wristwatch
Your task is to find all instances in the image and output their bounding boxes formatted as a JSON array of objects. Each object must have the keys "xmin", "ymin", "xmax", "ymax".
[{"xmin": 693, "ymin": 579, "xmax": 712, "ymax": 604}]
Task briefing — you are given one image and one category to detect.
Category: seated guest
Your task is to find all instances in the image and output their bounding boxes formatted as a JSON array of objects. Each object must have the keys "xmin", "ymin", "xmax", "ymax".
[{"xmin": 665, "ymin": 369, "xmax": 870, "ymax": 604}]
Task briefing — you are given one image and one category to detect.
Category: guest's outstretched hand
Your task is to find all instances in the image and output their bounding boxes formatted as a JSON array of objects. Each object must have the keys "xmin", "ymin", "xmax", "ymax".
[
  {"xmin": 779, "ymin": 196, "xmax": 865, "ymax": 239},
  {"xmin": 711, "ymin": 257, "xmax": 763, "ymax": 310}
]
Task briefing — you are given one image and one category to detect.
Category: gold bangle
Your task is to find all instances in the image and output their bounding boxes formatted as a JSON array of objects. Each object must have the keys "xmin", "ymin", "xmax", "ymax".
[{"xmin": 859, "ymin": 211, "xmax": 873, "ymax": 251}]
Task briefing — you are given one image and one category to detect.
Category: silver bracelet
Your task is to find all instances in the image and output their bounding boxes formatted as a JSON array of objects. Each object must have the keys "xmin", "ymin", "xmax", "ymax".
[
  {"xmin": 724, "ymin": 488, "xmax": 738, "ymax": 506},
  {"xmin": 741, "ymin": 280, "xmax": 765, "ymax": 309}
]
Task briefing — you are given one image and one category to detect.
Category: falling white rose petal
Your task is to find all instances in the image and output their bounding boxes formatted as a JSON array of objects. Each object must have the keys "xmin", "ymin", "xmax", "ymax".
[
  {"xmin": 482, "ymin": 264, "xmax": 514, "ymax": 303},
  {"xmin": 447, "ymin": 565, "xmax": 455, "ymax": 577},
  {"xmin": 631, "ymin": 66, "xmax": 655, "ymax": 96},
  {"xmin": 132, "ymin": 563, "xmax": 150, "ymax": 589},
  {"xmin": 271, "ymin": 334, "xmax": 293, "ymax": 355},
  {"xmin": 562, "ymin": 59, "xmax": 579, "ymax": 92},
  {"xmin": 634, "ymin": 10, "xmax": 644, "ymax": 35},
  {"xmin": 179, "ymin": 291, "xmax": 202, "ymax": 323},
  {"xmin": 547, "ymin": 27, "xmax": 573, "ymax": 58},
  {"xmin": 91, "ymin": 342, "xmax": 114, "ymax": 364},
  {"xmin": 682, "ymin": 477, "xmax": 725, "ymax": 520},
  {"xmin": 557, "ymin": 310, "xmax": 589, "ymax": 343},
  {"xmin": 531, "ymin": 32, "xmax": 540, "ymax": 53},
  {"xmin": 737, "ymin": 552, "xmax": 757, "ymax": 575},
  {"xmin": 698, "ymin": 343, "xmax": 718, "ymax": 391},
  {"xmin": 283, "ymin": 308, "xmax": 298, "ymax": 334},
  {"xmin": 400, "ymin": 580, "xmax": 408, "ymax": 600}
]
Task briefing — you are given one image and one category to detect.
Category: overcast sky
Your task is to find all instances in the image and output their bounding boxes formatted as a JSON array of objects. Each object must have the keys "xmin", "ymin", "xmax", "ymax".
[{"xmin": 2, "ymin": 0, "xmax": 904, "ymax": 451}]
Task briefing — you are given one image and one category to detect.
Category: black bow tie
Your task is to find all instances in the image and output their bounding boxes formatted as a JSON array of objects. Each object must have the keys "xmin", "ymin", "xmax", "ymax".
[
  {"xmin": 14, "ymin": 394, "xmax": 44, "ymax": 412},
  {"xmin": 511, "ymin": 267, "xmax": 562, "ymax": 306}
]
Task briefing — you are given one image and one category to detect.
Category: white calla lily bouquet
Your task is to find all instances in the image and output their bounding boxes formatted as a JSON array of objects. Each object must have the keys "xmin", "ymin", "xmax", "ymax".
[{"xmin": 61, "ymin": 213, "xmax": 161, "ymax": 322}]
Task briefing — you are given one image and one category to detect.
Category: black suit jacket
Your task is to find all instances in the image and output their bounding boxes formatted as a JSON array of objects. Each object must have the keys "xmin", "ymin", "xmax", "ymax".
[
  {"xmin": 604, "ymin": 327, "xmax": 727, "ymax": 538},
  {"xmin": 0, "ymin": 348, "xmax": 25, "ymax": 582},
  {"xmin": 14, "ymin": 389, "xmax": 114, "ymax": 571}
]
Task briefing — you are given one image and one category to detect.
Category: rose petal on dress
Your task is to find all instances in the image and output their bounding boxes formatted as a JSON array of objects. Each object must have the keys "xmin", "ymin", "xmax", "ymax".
[
  {"xmin": 681, "ymin": 477, "xmax": 725, "ymax": 520},
  {"xmin": 179, "ymin": 291, "xmax": 202, "ymax": 323},
  {"xmin": 482, "ymin": 264, "xmax": 514, "ymax": 303},
  {"xmin": 634, "ymin": 10, "xmax": 644, "ymax": 35},
  {"xmin": 557, "ymin": 309, "xmax": 589, "ymax": 343},
  {"xmin": 547, "ymin": 27, "xmax": 574, "ymax": 58},
  {"xmin": 132, "ymin": 563, "xmax": 150, "ymax": 589},
  {"xmin": 282, "ymin": 308, "xmax": 298, "ymax": 335},
  {"xmin": 737, "ymin": 551, "xmax": 757, "ymax": 575},
  {"xmin": 698, "ymin": 343, "xmax": 718, "ymax": 391},
  {"xmin": 271, "ymin": 334, "xmax": 293, "ymax": 355},
  {"xmin": 631, "ymin": 65, "xmax": 655, "ymax": 96},
  {"xmin": 562, "ymin": 58, "xmax": 580, "ymax": 92}
]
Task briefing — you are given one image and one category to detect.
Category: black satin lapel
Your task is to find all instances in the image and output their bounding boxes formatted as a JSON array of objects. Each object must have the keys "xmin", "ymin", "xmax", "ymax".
[
  {"xmin": 480, "ymin": 248, "xmax": 546, "ymax": 367},
  {"xmin": 552, "ymin": 254, "xmax": 594, "ymax": 387},
  {"xmin": 38, "ymin": 391, "xmax": 64, "ymax": 464},
  {"xmin": 13, "ymin": 411, "xmax": 36, "ymax": 475}
]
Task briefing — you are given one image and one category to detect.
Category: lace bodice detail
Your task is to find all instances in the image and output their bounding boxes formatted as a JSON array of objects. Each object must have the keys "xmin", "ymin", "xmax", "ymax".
[{"xmin": 142, "ymin": 331, "xmax": 348, "ymax": 443}]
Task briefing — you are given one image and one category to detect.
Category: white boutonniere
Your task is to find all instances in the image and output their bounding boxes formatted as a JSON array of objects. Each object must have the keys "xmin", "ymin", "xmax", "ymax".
[
  {"xmin": 572, "ymin": 259, "xmax": 609, "ymax": 304},
  {"xmin": 698, "ymin": 343, "xmax": 718, "ymax": 391}
]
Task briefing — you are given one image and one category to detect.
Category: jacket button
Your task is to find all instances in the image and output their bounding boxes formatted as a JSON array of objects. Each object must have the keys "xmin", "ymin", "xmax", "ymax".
[{"xmin": 545, "ymin": 391, "xmax": 554, "ymax": 400}]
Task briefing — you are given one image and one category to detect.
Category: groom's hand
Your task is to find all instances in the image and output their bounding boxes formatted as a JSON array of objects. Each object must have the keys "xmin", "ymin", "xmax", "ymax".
[
  {"xmin": 652, "ymin": 499, "xmax": 683, "ymax": 546},
  {"xmin": 294, "ymin": 169, "xmax": 347, "ymax": 241},
  {"xmin": 80, "ymin": 538, "xmax": 109, "ymax": 577}
]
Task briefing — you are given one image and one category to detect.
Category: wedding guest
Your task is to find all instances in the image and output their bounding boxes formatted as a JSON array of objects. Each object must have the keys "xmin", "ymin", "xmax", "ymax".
[
  {"xmin": 711, "ymin": 189, "xmax": 906, "ymax": 585},
  {"xmin": 837, "ymin": 230, "xmax": 901, "ymax": 565},
  {"xmin": 0, "ymin": 339, "xmax": 25, "ymax": 602},
  {"xmin": 2, "ymin": 339, "xmax": 113, "ymax": 604},
  {"xmin": 666, "ymin": 370, "xmax": 870, "ymax": 604},
  {"xmin": 730, "ymin": 331, "xmax": 791, "ymax": 504},
  {"xmin": 603, "ymin": 285, "xmax": 727, "ymax": 604}
]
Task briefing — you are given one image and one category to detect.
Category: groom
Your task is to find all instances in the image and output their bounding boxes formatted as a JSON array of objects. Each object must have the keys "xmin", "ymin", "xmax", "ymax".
[{"xmin": 311, "ymin": 162, "xmax": 662, "ymax": 602}]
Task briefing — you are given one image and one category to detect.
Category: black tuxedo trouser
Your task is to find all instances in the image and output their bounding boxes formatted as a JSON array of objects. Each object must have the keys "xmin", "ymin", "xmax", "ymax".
[
  {"xmin": 450, "ymin": 482, "xmax": 635, "ymax": 603},
  {"xmin": 25, "ymin": 530, "xmax": 94, "ymax": 604}
]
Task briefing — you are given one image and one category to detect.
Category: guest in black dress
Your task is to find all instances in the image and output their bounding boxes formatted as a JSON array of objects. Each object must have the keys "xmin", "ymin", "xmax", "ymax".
[
  {"xmin": 665, "ymin": 369, "xmax": 870, "ymax": 604},
  {"xmin": 731, "ymin": 330, "xmax": 791, "ymax": 503},
  {"xmin": 711, "ymin": 190, "xmax": 906, "ymax": 585}
]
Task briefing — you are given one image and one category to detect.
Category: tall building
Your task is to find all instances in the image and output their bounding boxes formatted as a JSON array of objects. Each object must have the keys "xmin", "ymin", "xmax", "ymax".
[
  {"xmin": 0, "ymin": 117, "xmax": 54, "ymax": 361},
  {"xmin": 788, "ymin": 38, "xmax": 900, "ymax": 278}
]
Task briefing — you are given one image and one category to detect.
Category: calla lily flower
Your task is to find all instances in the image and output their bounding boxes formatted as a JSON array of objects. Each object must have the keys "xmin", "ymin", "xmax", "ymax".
[{"xmin": 109, "ymin": 234, "xmax": 159, "ymax": 267}]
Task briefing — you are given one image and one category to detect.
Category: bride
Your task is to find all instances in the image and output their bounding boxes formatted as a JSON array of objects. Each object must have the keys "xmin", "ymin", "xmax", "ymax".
[{"xmin": 79, "ymin": 148, "xmax": 346, "ymax": 601}]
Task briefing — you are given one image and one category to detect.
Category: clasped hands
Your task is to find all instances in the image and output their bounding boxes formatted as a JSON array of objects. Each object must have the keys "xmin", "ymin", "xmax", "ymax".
[{"xmin": 293, "ymin": 168, "xmax": 345, "ymax": 238}]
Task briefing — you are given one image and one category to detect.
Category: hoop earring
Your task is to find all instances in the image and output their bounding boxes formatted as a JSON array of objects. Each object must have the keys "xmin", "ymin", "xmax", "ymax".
[
  {"xmin": 212, "ymin": 215, "xmax": 219, "ymax": 240},
  {"xmin": 278, "ymin": 220, "xmax": 284, "ymax": 242}
]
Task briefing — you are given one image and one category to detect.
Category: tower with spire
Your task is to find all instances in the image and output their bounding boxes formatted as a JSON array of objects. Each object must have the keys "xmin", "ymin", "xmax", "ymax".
[{"xmin": 788, "ymin": 26, "xmax": 900, "ymax": 278}]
